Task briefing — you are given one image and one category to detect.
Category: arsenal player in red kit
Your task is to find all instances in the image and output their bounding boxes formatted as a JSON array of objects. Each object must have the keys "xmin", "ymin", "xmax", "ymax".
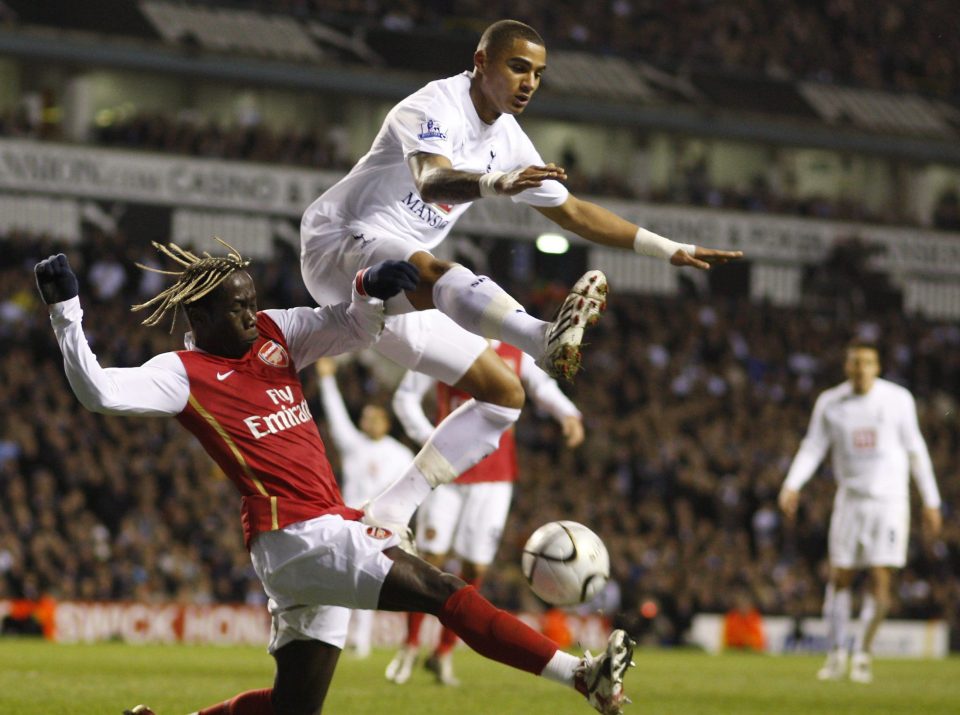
[{"xmin": 35, "ymin": 242, "xmax": 634, "ymax": 715}]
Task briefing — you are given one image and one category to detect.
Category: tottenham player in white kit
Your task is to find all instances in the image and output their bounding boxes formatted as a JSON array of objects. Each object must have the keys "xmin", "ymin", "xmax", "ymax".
[
  {"xmin": 779, "ymin": 340, "xmax": 942, "ymax": 684},
  {"xmin": 301, "ymin": 19, "xmax": 742, "ymax": 540},
  {"xmin": 316, "ymin": 356, "xmax": 415, "ymax": 658}
]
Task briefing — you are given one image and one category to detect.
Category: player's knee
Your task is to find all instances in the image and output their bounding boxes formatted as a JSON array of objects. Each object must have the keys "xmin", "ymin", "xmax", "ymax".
[
  {"xmin": 408, "ymin": 253, "xmax": 453, "ymax": 286},
  {"xmin": 470, "ymin": 367, "xmax": 525, "ymax": 408},
  {"xmin": 436, "ymin": 571, "xmax": 467, "ymax": 602}
]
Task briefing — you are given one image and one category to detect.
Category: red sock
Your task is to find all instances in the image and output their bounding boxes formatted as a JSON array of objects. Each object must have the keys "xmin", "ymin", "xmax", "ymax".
[
  {"xmin": 197, "ymin": 689, "xmax": 274, "ymax": 715},
  {"xmin": 406, "ymin": 611, "xmax": 426, "ymax": 647},
  {"xmin": 435, "ymin": 576, "xmax": 482, "ymax": 656},
  {"xmin": 438, "ymin": 585, "xmax": 557, "ymax": 674}
]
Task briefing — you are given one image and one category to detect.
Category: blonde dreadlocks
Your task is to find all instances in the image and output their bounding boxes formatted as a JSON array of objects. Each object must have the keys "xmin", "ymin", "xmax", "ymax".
[{"xmin": 132, "ymin": 238, "xmax": 251, "ymax": 332}]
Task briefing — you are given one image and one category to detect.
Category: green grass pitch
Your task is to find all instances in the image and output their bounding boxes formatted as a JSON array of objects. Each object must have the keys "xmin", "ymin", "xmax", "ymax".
[{"xmin": 0, "ymin": 640, "xmax": 957, "ymax": 714}]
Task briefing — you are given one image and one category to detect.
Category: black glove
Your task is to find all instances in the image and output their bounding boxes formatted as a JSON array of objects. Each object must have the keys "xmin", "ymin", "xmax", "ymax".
[
  {"xmin": 360, "ymin": 260, "xmax": 420, "ymax": 301},
  {"xmin": 35, "ymin": 253, "xmax": 79, "ymax": 305}
]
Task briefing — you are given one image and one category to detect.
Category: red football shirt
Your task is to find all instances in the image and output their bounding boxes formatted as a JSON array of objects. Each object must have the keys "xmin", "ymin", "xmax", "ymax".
[
  {"xmin": 176, "ymin": 313, "xmax": 361, "ymax": 547},
  {"xmin": 436, "ymin": 342, "xmax": 521, "ymax": 484}
]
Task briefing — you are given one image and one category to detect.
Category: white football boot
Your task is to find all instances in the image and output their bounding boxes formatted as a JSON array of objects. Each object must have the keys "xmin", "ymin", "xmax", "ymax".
[
  {"xmin": 385, "ymin": 645, "xmax": 419, "ymax": 685},
  {"xmin": 425, "ymin": 652, "xmax": 461, "ymax": 687},
  {"xmin": 849, "ymin": 652, "xmax": 873, "ymax": 684},
  {"xmin": 538, "ymin": 270, "xmax": 608, "ymax": 381},
  {"xmin": 574, "ymin": 629, "xmax": 635, "ymax": 715},
  {"xmin": 816, "ymin": 648, "xmax": 848, "ymax": 681}
]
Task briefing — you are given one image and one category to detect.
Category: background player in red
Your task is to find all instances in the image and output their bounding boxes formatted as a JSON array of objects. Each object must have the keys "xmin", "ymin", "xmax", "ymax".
[
  {"xmin": 35, "ymin": 243, "xmax": 633, "ymax": 715},
  {"xmin": 386, "ymin": 341, "xmax": 584, "ymax": 686}
]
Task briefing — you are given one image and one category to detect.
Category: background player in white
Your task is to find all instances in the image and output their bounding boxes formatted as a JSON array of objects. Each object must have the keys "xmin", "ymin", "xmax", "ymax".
[
  {"xmin": 385, "ymin": 341, "xmax": 584, "ymax": 686},
  {"xmin": 779, "ymin": 339, "xmax": 942, "ymax": 683},
  {"xmin": 301, "ymin": 19, "xmax": 742, "ymax": 542},
  {"xmin": 315, "ymin": 356, "xmax": 415, "ymax": 658},
  {"xmin": 36, "ymin": 244, "xmax": 635, "ymax": 715}
]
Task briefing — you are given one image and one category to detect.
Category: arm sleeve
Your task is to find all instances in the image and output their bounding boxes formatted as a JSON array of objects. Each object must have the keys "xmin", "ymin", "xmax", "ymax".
[
  {"xmin": 520, "ymin": 353, "xmax": 581, "ymax": 420},
  {"xmin": 318, "ymin": 374, "xmax": 364, "ymax": 452},
  {"xmin": 49, "ymin": 297, "xmax": 189, "ymax": 416},
  {"xmin": 391, "ymin": 370, "xmax": 437, "ymax": 445},
  {"xmin": 782, "ymin": 393, "xmax": 832, "ymax": 491},
  {"xmin": 265, "ymin": 289, "xmax": 384, "ymax": 370},
  {"xmin": 392, "ymin": 94, "xmax": 460, "ymax": 162},
  {"xmin": 901, "ymin": 392, "xmax": 941, "ymax": 508},
  {"xmin": 509, "ymin": 131, "xmax": 569, "ymax": 208}
]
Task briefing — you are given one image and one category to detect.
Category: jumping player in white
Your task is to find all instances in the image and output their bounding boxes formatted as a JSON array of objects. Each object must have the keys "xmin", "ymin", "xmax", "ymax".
[
  {"xmin": 36, "ymin": 243, "xmax": 635, "ymax": 715},
  {"xmin": 779, "ymin": 339, "xmax": 942, "ymax": 684},
  {"xmin": 315, "ymin": 356, "xmax": 415, "ymax": 659},
  {"xmin": 386, "ymin": 342, "xmax": 583, "ymax": 686},
  {"xmin": 300, "ymin": 19, "xmax": 742, "ymax": 540}
]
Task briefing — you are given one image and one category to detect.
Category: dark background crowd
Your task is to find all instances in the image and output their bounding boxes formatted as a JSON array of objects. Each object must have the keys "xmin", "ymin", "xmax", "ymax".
[
  {"xmin": 1, "ymin": 228, "xmax": 956, "ymax": 648},
  {"xmin": 157, "ymin": 0, "xmax": 960, "ymax": 100}
]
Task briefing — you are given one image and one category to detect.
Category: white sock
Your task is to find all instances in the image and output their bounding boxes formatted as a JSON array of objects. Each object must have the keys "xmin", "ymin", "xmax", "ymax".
[
  {"xmin": 854, "ymin": 594, "xmax": 876, "ymax": 654},
  {"xmin": 365, "ymin": 399, "xmax": 520, "ymax": 527},
  {"xmin": 540, "ymin": 650, "xmax": 581, "ymax": 686},
  {"xmin": 827, "ymin": 587, "xmax": 852, "ymax": 652},
  {"xmin": 432, "ymin": 266, "xmax": 548, "ymax": 358}
]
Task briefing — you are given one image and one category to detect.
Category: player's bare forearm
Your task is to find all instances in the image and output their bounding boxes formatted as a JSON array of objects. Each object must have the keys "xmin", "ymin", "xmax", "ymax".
[
  {"xmin": 415, "ymin": 165, "xmax": 487, "ymax": 203},
  {"xmin": 535, "ymin": 197, "xmax": 635, "ymax": 249},
  {"xmin": 537, "ymin": 197, "xmax": 743, "ymax": 269},
  {"xmin": 408, "ymin": 152, "xmax": 565, "ymax": 204}
]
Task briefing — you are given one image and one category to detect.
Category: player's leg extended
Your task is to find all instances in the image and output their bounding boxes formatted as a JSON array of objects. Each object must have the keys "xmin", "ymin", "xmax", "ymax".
[
  {"xmin": 404, "ymin": 251, "xmax": 607, "ymax": 380},
  {"xmin": 365, "ymin": 325, "xmax": 522, "ymax": 530},
  {"xmin": 379, "ymin": 548, "xmax": 634, "ymax": 715}
]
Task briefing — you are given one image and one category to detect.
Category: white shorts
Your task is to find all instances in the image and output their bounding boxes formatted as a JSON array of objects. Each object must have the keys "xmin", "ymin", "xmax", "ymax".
[
  {"xmin": 301, "ymin": 216, "xmax": 486, "ymax": 385},
  {"xmin": 249, "ymin": 514, "xmax": 400, "ymax": 653},
  {"xmin": 415, "ymin": 482, "xmax": 513, "ymax": 566},
  {"xmin": 828, "ymin": 491, "xmax": 910, "ymax": 569}
]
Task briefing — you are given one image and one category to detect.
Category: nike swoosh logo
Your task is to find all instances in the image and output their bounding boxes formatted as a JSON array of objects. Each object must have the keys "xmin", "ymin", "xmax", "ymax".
[{"xmin": 216, "ymin": 370, "xmax": 235, "ymax": 381}]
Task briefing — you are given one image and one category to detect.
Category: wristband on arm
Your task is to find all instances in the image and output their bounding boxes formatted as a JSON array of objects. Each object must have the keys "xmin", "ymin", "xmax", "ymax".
[
  {"xmin": 479, "ymin": 171, "xmax": 506, "ymax": 198},
  {"xmin": 632, "ymin": 227, "xmax": 697, "ymax": 260}
]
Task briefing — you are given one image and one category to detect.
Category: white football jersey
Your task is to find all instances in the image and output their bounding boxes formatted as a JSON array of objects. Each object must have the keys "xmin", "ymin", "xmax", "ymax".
[
  {"xmin": 783, "ymin": 378, "xmax": 940, "ymax": 506},
  {"xmin": 319, "ymin": 375, "xmax": 414, "ymax": 508},
  {"xmin": 301, "ymin": 72, "xmax": 568, "ymax": 250}
]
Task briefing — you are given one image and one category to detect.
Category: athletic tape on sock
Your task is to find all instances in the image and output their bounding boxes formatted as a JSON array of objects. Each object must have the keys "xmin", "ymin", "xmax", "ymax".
[
  {"xmin": 413, "ymin": 442, "xmax": 459, "ymax": 488},
  {"xmin": 479, "ymin": 293, "xmax": 524, "ymax": 340}
]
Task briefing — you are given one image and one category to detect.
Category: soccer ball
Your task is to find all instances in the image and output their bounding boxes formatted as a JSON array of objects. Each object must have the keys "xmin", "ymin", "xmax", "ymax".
[{"xmin": 521, "ymin": 521, "xmax": 610, "ymax": 606}]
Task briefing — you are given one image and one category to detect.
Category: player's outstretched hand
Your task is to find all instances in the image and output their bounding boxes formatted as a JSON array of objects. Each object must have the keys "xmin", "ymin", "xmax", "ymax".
[
  {"xmin": 34, "ymin": 253, "xmax": 79, "ymax": 305},
  {"xmin": 669, "ymin": 246, "xmax": 744, "ymax": 271},
  {"xmin": 778, "ymin": 488, "xmax": 799, "ymax": 523},
  {"xmin": 361, "ymin": 260, "xmax": 420, "ymax": 300},
  {"xmin": 496, "ymin": 163, "xmax": 568, "ymax": 196}
]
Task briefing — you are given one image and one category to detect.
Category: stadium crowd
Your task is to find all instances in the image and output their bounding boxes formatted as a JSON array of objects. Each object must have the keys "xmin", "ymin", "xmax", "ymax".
[
  {"xmin": 1, "ymin": 229, "xmax": 957, "ymax": 649},
  {"xmin": 186, "ymin": 0, "xmax": 959, "ymax": 99}
]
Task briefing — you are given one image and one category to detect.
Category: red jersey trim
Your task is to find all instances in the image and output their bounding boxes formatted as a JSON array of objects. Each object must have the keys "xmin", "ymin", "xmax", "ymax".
[{"xmin": 187, "ymin": 393, "xmax": 277, "ymax": 529}]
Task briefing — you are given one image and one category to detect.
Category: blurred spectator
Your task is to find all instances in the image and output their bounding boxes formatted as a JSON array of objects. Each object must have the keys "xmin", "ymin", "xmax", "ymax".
[{"xmin": 723, "ymin": 589, "xmax": 767, "ymax": 651}]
